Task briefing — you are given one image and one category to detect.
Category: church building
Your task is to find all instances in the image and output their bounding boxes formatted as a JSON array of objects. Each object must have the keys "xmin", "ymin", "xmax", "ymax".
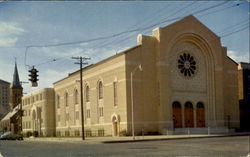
[
  {"xmin": 0, "ymin": 62, "xmax": 23, "ymax": 133},
  {"xmin": 52, "ymin": 15, "xmax": 239, "ymax": 136},
  {"xmin": 21, "ymin": 15, "xmax": 240, "ymax": 137}
]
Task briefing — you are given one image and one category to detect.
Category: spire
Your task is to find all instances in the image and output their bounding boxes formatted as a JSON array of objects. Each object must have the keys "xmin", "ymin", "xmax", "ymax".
[{"xmin": 11, "ymin": 61, "xmax": 22, "ymax": 89}]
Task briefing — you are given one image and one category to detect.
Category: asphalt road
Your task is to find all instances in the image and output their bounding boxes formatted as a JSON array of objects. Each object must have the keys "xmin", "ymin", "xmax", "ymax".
[{"xmin": 0, "ymin": 136, "xmax": 249, "ymax": 157}]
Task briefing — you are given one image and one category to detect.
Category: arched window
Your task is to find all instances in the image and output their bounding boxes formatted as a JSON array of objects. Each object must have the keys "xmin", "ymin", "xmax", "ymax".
[
  {"xmin": 185, "ymin": 102, "xmax": 193, "ymax": 108},
  {"xmin": 113, "ymin": 81, "xmax": 118, "ymax": 106},
  {"xmin": 56, "ymin": 95, "xmax": 60, "ymax": 108},
  {"xmin": 85, "ymin": 85, "xmax": 90, "ymax": 102},
  {"xmin": 74, "ymin": 89, "xmax": 78, "ymax": 105},
  {"xmin": 98, "ymin": 81, "xmax": 103, "ymax": 99},
  {"xmin": 172, "ymin": 101, "xmax": 181, "ymax": 108},
  {"xmin": 65, "ymin": 92, "xmax": 68, "ymax": 107},
  {"xmin": 197, "ymin": 102, "xmax": 204, "ymax": 108}
]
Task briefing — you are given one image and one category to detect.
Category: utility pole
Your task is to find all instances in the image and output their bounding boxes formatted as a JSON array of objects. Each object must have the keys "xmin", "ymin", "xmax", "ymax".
[{"xmin": 72, "ymin": 56, "xmax": 90, "ymax": 140}]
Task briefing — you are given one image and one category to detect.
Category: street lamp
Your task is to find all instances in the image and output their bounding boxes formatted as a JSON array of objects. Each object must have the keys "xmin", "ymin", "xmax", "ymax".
[{"xmin": 131, "ymin": 64, "xmax": 143, "ymax": 140}]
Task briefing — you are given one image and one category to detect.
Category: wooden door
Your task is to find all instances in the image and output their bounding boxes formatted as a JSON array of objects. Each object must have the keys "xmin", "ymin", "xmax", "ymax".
[
  {"xmin": 196, "ymin": 102, "xmax": 205, "ymax": 127},
  {"xmin": 172, "ymin": 102, "xmax": 182, "ymax": 128},
  {"xmin": 184, "ymin": 102, "xmax": 194, "ymax": 128}
]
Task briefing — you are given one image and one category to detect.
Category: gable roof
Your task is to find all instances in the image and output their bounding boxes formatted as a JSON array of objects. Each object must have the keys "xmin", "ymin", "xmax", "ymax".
[
  {"xmin": 53, "ymin": 45, "xmax": 141, "ymax": 85},
  {"xmin": 161, "ymin": 15, "xmax": 219, "ymax": 39},
  {"xmin": 1, "ymin": 106, "xmax": 20, "ymax": 121}
]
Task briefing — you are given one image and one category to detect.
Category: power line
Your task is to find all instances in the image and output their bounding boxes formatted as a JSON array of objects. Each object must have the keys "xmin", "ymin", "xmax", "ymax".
[
  {"xmin": 220, "ymin": 25, "xmax": 249, "ymax": 38},
  {"xmin": 23, "ymin": 1, "xmax": 243, "ymax": 68},
  {"xmin": 24, "ymin": 1, "xmax": 229, "ymax": 50}
]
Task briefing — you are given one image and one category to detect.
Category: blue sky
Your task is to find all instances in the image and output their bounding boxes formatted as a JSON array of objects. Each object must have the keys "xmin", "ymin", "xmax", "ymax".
[{"xmin": 0, "ymin": 1, "xmax": 249, "ymax": 94}]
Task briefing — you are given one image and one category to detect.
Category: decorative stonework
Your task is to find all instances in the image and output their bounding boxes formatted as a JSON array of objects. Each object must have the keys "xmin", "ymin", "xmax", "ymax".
[
  {"xmin": 178, "ymin": 53, "xmax": 196, "ymax": 77},
  {"xmin": 169, "ymin": 42, "xmax": 206, "ymax": 93}
]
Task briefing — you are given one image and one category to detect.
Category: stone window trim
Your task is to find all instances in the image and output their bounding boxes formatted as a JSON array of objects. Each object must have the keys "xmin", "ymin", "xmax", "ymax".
[
  {"xmin": 113, "ymin": 81, "xmax": 118, "ymax": 107},
  {"xmin": 86, "ymin": 109, "xmax": 91, "ymax": 118},
  {"xmin": 85, "ymin": 85, "xmax": 90, "ymax": 102},
  {"xmin": 75, "ymin": 111, "xmax": 79, "ymax": 120},
  {"xmin": 98, "ymin": 81, "xmax": 103, "ymax": 100},
  {"xmin": 74, "ymin": 89, "xmax": 79, "ymax": 105},
  {"xmin": 65, "ymin": 92, "xmax": 69, "ymax": 107},
  {"xmin": 56, "ymin": 95, "xmax": 60, "ymax": 108},
  {"xmin": 99, "ymin": 107, "xmax": 104, "ymax": 117}
]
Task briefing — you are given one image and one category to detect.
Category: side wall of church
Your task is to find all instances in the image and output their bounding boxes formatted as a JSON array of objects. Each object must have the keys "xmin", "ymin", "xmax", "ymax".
[
  {"xmin": 223, "ymin": 52, "xmax": 240, "ymax": 128},
  {"xmin": 54, "ymin": 53, "xmax": 128, "ymax": 136}
]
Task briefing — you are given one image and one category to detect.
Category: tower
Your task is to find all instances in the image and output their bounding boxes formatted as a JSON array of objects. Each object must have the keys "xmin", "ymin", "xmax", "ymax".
[{"xmin": 9, "ymin": 61, "xmax": 23, "ymax": 109}]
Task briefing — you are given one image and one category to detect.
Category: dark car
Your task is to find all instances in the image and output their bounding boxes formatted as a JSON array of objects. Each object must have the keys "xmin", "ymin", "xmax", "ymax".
[{"xmin": 0, "ymin": 132, "xmax": 23, "ymax": 140}]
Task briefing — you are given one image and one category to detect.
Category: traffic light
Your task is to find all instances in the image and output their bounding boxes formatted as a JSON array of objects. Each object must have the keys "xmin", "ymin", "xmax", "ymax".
[{"xmin": 28, "ymin": 67, "xmax": 39, "ymax": 87}]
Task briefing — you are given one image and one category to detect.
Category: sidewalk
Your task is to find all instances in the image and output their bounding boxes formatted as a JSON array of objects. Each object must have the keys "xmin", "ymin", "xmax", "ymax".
[{"xmin": 24, "ymin": 132, "xmax": 250, "ymax": 144}]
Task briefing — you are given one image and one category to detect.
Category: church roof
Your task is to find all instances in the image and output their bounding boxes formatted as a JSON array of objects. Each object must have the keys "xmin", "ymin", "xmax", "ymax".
[
  {"xmin": 0, "ymin": 79, "xmax": 10, "ymax": 85},
  {"xmin": 10, "ymin": 62, "xmax": 22, "ymax": 89},
  {"xmin": 0, "ymin": 105, "xmax": 20, "ymax": 121}
]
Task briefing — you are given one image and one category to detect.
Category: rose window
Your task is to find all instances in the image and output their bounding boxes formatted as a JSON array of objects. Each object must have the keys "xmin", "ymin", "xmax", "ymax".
[{"xmin": 178, "ymin": 53, "xmax": 196, "ymax": 77}]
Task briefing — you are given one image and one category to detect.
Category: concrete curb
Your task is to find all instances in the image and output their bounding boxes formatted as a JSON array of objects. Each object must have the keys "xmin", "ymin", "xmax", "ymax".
[
  {"xmin": 102, "ymin": 133, "xmax": 250, "ymax": 143},
  {"xmin": 23, "ymin": 133, "xmax": 250, "ymax": 144}
]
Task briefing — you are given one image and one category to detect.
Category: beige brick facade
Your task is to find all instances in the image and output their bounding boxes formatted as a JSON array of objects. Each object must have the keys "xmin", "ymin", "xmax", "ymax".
[
  {"xmin": 22, "ymin": 15, "xmax": 240, "ymax": 137},
  {"xmin": 22, "ymin": 88, "xmax": 55, "ymax": 136}
]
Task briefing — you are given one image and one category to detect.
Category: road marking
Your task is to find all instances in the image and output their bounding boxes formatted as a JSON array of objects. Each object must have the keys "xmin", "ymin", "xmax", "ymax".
[{"xmin": 0, "ymin": 152, "xmax": 3, "ymax": 157}]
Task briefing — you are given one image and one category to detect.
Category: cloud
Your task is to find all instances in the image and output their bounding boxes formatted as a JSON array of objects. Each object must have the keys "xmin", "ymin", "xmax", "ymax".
[
  {"xmin": 0, "ymin": 22, "xmax": 25, "ymax": 37},
  {"xmin": 227, "ymin": 50, "xmax": 249, "ymax": 63},
  {"xmin": 79, "ymin": 42, "xmax": 89, "ymax": 47},
  {"xmin": 0, "ymin": 21, "xmax": 25, "ymax": 47},
  {"xmin": 0, "ymin": 38, "xmax": 18, "ymax": 47}
]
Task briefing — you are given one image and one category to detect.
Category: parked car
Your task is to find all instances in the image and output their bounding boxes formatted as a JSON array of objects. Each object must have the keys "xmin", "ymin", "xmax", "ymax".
[{"xmin": 0, "ymin": 132, "xmax": 23, "ymax": 140}]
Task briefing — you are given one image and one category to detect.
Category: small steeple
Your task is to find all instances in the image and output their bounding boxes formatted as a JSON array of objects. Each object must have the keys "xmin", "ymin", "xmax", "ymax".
[{"xmin": 11, "ymin": 61, "xmax": 22, "ymax": 89}]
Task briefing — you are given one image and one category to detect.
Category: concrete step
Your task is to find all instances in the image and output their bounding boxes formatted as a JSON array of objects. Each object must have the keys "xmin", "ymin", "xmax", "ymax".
[{"xmin": 169, "ymin": 127, "xmax": 234, "ymax": 135}]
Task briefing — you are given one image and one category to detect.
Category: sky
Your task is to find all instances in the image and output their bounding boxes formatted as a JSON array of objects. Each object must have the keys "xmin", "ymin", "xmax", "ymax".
[{"xmin": 0, "ymin": 1, "xmax": 249, "ymax": 94}]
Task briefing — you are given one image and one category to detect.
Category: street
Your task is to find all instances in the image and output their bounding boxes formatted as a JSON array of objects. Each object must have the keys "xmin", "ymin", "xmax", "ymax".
[{"xmin": 0, "ymin": 136, "xmax": 249, "ymax": 157}]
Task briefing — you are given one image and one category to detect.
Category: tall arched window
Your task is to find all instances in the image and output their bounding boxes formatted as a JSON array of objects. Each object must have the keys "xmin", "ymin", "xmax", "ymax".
[
  {"xmin": 98, "ymin": 81, "xmax": 103, "ymax": 99},
  {"xmin": 74, "ymin": 89, "xmax": 78, "ymax": 105},
  {"xmin": 65, "ymin": 92, "xmax": 68, "ymax": 107},
  {"xmin": 85, "ymin": 85, "xmax": 90, "ymax": 102}
]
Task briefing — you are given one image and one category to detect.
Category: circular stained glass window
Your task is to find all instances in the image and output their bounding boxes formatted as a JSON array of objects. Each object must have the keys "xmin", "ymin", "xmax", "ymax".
[{"xmin": 178, "ymin": 53, "xmax": 196, "ymax": 77}]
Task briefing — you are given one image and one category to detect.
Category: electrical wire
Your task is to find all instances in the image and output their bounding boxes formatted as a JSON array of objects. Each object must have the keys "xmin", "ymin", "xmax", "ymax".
[{"xmin": 24, "ymin": 1, "xmax": 244, "ymax": 68}]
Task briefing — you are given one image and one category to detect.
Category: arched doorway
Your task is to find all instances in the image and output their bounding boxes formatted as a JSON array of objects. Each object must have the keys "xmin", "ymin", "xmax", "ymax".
[
  {"xmin": 112, "ymin": 115, "xmax": 120, "ymax": 137},
  {"xmin": 196, "ymin": 102, "xmax": 205, "ymax": 127},
  {"xmin": 184, "ymin": 102, "xmax": 194, "ymax": 128},
  {"xmin": 172, "ymin": 101, "xmax": 182, "ymax": 128}
]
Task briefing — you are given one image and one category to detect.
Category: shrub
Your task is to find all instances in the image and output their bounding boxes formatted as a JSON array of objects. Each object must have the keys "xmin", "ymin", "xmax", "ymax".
[
  {"xmin": 26, "ymin": 131, "xmax": 33, "ymax": 137},
  {"xmin": 120, "ymin": 130, "xmax": 129, "ymax": 136},
  {"xmin": 33, "ymin": 131, "xmax": 39, "ymax": 137}
]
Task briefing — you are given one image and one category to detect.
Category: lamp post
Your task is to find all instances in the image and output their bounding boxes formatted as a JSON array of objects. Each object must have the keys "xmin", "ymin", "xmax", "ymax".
[{"xmin": 131, "ymin": 64, "xmax": 142, "ymax": 140}]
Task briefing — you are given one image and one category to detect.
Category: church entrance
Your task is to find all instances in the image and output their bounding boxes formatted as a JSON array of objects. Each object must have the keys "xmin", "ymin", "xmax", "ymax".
[
  {"xmin": 172, "ymin": 101, "xmax": 182, "ymax": 128},
  {"xmin": 112, "ymin": 115, "xmax": 119, "ymax": 137},
  {"xmin": 184, "ymin": 102, "xmax": 194, "ymax": 128},
  {"xmin": 196, "ymin": 102, "xmax": 205, "ymax": 127}
]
